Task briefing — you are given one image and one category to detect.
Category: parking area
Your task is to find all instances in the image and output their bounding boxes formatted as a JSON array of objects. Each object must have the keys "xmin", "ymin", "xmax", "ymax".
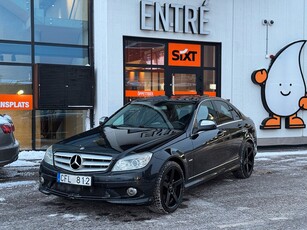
[{"xmin": 0, "ymin": 150, "xmax": 307, "ymax": 230}]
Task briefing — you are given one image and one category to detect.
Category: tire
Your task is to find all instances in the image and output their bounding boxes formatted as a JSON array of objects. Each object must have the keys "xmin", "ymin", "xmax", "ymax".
[
  {"xmin": 233, "ymin": 141, "xmax": 255, "ymax": 179},
  {"xmin": 149, "ymin": 161, "xmax": 185, "ymax": 214}
]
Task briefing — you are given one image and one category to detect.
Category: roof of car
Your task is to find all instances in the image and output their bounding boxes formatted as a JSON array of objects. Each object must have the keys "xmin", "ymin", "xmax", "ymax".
[{"xmin": 132, "ymin": 95, "xmax": 222, "ymax": 103}]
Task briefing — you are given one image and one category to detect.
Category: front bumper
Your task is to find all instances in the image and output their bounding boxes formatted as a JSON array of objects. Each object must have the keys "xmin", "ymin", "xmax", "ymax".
[{"xmin": 39, "ymin": 161, "xmax": 158, "ymax": 205}]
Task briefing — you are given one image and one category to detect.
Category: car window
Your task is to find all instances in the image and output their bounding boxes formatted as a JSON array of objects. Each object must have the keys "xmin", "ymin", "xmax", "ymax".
[
  {"xmin": 105, "ymin": 102, "xmax": 195, "ymax": 130},
  {"xmin": 196, "ymin": 101, "xmax": 217, "ymax": 124},
  {"xmin": 213, "ymin": 100, "xmax": 234, "ymax": 124},
  {"xmin": 229, "ymin": 105, "xmax": 242, "ymax": 121},
  {"xmin": 112, "ymin": 106, "xmax": 142, "ymax": 126},
  {"xmin": 111, "ymin": 104, "xmax": 167, "ymax": 128}
]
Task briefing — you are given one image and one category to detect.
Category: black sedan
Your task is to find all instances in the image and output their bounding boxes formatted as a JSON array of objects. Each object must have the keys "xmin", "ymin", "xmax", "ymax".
[
  {"xmin": 39, "ymin": 96, "xmax": 257, "ymax": 214},
  {"xmin": 0, "ymin": 114, "xmax": 19, "ymax": 167}
]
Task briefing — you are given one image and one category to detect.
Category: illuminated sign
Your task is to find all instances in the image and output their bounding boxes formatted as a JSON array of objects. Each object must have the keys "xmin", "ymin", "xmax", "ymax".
[
  {"xmin": 140, "ymin": 1, "xmax": 210, "ymax": 35},
  {"xmin": 168, "ymin": 43, "xmax": 201, "ymax": 67},
  {"xmin": 0, "ymin": 94, "xmax": 33, "ymax": 110}
]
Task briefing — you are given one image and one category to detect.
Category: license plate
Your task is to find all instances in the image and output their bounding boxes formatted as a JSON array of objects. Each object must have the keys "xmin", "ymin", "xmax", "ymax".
[{"xmin": 57, "ymin": 173, "xmax": 92, "ymax": 186}]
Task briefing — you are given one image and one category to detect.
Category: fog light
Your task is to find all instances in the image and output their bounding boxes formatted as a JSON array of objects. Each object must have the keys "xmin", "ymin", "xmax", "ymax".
[
  {"xmin": 39, "ymin": 176, "xmax": 45, "ymax": 184},
  {"xmin": 127, "ymin": 187, "xmax": 137, "ymax": 197}
]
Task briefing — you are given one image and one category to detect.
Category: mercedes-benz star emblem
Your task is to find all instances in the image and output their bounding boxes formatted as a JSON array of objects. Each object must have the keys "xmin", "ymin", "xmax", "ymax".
[{"xmin": 70, "ymin": 155, "xmax": 82, "ymax": 170}]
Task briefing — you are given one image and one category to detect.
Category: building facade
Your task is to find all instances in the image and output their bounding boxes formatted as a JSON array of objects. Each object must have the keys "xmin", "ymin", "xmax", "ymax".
[
  {"xmin": 1, "ymin": 0, "xmax": 307, "ymax": 149},
  {"xmin": 0, "ymin": 0, "xmax": 93, "ymax": 149}
]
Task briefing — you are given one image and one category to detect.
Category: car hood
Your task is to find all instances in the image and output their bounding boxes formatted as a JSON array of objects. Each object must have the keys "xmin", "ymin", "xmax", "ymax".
[{"xmin": 54, "ymin": 126, "xmax": 184, "ymax": 155}]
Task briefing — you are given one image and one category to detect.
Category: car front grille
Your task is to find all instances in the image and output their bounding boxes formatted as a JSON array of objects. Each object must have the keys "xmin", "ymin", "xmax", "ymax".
[{"xmin": 54, "ymin": 152, "xmax": 113, "ymax": 172}]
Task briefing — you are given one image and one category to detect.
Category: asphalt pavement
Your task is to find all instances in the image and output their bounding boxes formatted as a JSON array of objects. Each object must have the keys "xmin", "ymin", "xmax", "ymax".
[{"xmin": 0, "ymin": 149, "xmax": 306, "ymax": 230}]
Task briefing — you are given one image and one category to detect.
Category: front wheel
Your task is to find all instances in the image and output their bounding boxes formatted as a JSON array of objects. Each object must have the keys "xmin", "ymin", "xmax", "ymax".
[
  {"xmin": 233, "ymin": 142, "xmax": 255, "ymax": 179},
  {"xmin": 149, "ymin": 161, "xmax": 185, "ymax": 214}
]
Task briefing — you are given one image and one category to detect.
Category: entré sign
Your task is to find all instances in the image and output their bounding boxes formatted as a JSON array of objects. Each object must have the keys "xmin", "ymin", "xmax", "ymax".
[{"xmin": 140, "ymin": 0, "xmax": 210, "ymax": 35}]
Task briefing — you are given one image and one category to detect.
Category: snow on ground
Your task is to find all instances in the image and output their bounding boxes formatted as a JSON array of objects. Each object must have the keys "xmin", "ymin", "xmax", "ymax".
[
  {"xmin": 0, "ymin": 180, "xmax": 36, "ymax": 189},
  {"xmin": 17, "ymin": 151, "xmax": 45, "ymax": 160},
  {"xmin": 3, "ymin": 148, "xmax": 307, "ymax": 168},
  {"xmin": 5, "ymin": 150, "xmax": 45, "ymax": 167},
  {"xmin": 257, "ymin": 149, "xmax": 307, "ymax": 157}
]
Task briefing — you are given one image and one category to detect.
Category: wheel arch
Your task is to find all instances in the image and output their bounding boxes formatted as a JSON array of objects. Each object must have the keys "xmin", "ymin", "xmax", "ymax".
[
  {"xmin": 167, "ymin": 156, "xmax": 187, "ymax": 181},
  {"xmin": 244, "ymin": 135, "xmax": 257, "ymax": 156}
]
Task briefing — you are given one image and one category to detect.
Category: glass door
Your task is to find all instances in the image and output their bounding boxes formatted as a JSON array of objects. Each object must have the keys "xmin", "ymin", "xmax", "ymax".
[
  {"xmin": 172, "ymin": 73, "xmax": 197, "ymax": 95},
  {"xmin": 165, "ymin": 67, "xmax": 203, "ymax": 96}
]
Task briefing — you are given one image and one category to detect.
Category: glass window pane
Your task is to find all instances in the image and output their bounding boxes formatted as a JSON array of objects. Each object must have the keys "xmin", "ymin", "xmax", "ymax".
[
  {"xmin": 152, "ymin": 71, "xmax": 164, "ymax": 91},
  {"xmin": 36, "ymin": 109, "xmax": 88, "ymax": 149},
  {"xmin": 203, "ymin": 45, "xmax": 215, "ymax": 67},
  {"xmin": 125, "ymin": 68, "xmax": 165, "ymax": 103},
  {"xmin": 203, "ymin": 70, "xmax": 216, "ymax": 97},
  {"xmin": 214, "ymin": 100, "xmax": 234, "ymax": 124},
  {"xmin": 0, "ymin": 43, "xmax": 31, "ymax": 63},
  {"xmin": 0, "ymin": 65, "xmax": 32, "ymax": 94},
  {"xmin": 0, "ymin": 110, "xmax": 32, "ymax": 149},
  {"xmin": 35, "ymin": 45, "xmax": 89, "ymax": 65},
  {"xmin": 0, "ymin": 1, "xmax": 31, "ymax": 41},
  {"xmin": 172, "ymin": 73, "xmax": 196, "ymax": 95},
  {"xmin": 34, "ymin": 0, "xmax": 88, "ymax": 45},
  {"xmin": 125, "ymin": 40, "xmax": 165, "ymax": 65}
]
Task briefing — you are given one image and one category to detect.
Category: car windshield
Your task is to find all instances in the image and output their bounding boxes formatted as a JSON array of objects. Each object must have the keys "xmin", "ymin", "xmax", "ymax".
[{"xmin": 104, "ymin": 101, "xmax": 195, "ymax": 130}]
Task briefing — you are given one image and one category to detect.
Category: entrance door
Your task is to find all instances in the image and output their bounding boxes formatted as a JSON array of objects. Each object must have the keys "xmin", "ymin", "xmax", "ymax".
[{"xmin": 165, "ymin": 67, "xmax": 203, "ymax": 96}]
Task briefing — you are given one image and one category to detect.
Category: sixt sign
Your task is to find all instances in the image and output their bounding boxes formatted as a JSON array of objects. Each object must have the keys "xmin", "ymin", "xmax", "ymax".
[
  {"xmin": 168, "ymin": 43, "xmax": 201, "ymax": 67},
  {"xmin": 140, "ymin": 0, "xmax": 210, "ymax": 35}
]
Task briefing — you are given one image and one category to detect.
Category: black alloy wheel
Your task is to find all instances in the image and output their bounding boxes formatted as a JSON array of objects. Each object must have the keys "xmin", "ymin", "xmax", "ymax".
[
  {"xmin": 233, "ymin": 142, "xmax": 255, "ymax": 179},
  {"xmin": 149, "ymin": 161, "xmax": 185, "ymax": 214}
]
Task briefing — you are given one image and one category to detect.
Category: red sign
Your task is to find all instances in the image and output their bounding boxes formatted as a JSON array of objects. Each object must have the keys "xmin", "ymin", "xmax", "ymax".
[
  {"xmin": 168, "ymin": 43, "xmax": 201, "ymax": 67},
  {"xmin": 0, "ymin": 94, "xmax": 33, "ymax": 110}
]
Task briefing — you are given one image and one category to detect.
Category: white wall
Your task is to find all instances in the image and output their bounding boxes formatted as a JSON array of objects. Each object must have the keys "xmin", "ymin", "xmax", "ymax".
[
  {"xmin": 231, "ymin": 0, "xmax": 307, "ymax": 143},
  {"xmin": 94, "ymin": 0, "xmax": 307, "ymax": 144}
]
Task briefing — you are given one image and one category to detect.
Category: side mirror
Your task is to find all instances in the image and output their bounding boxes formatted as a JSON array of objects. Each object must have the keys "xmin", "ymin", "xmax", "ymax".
[
  {"xmin": 197, "ymin": 119, "xmax": 217, "ymax": 131},
  {"xmin": 99, "ymin": 116, "xmax": 108, "ymax": 126}
]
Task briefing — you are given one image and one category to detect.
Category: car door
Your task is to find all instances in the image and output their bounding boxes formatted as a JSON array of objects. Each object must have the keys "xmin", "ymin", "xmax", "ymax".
[
  {"xmin": 212, "ymin": 100, "xmax": 244, "ymax": 163},
  {"xmin": 189, "ymin": 100, "xmax": 226, "ymax": 178}
]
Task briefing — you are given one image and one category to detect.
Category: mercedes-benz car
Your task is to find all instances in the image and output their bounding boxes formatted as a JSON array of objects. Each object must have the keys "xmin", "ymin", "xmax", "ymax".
[
  {"xmin": 39, "ymin": 96, "xmax": 257, "ymax": 213},
  {"xmin": 0, "ymin": 114, "xmax": 19, "ymax": 167}
]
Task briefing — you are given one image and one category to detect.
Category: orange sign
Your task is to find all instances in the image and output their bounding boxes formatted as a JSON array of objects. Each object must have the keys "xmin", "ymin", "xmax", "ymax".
[
  {"xmin": 0, "ymin": 94, "xmax": 33, "ymax": 110},
  {"xmin": 168, "ymin": 43, "xmax": 201, "ymax": 67},
  {"xmin": 126, "ymin": 90, "xmax": 165, "ymax": 97}
]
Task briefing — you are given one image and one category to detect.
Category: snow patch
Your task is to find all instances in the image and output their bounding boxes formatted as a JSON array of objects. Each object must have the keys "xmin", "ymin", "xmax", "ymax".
[
  {"xmin": 8, "ymin": 160, "xmax": 40, "ymax": 167},
  {"xmin": 18, "ymin": 150, "xmax": 45, "ymax": 160},
  {"xmin": 62, "ymin": 214, "xmax": 88, "ymax": 221},
  {"xmin": 4, "ymin": 150, "xmax": 44, "ymax": 167},
  {"xmin": 0, "ymin": 180, "xmax": 36, "ymax": 188},
  {"xmin": 257, "ymin": 150, "xmax": 307, "ymax": 158}
]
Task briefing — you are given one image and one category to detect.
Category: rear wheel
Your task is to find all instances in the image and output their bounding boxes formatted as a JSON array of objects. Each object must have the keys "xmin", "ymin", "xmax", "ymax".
[
  {"xmin": 233, "ymin": 142, "xmax": 255, "ymax": 179},
  {"xmin": 149, "ymin": 161, "xmax": 184, "ymax": 214}
]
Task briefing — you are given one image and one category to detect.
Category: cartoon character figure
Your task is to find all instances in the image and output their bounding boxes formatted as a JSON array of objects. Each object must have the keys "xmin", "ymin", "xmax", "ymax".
[{"xmin": 252, "ymin": 40, "xmax": 307, "ymax": 129}]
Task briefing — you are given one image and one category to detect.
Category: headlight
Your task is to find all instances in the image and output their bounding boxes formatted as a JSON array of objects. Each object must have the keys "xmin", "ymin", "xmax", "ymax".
[
  {"xmin": 112, "ymin": 152, "xmax": 153, "ymax": 172},
  {"xmin": 43, "ymin": 146, "xmax": 53, "ymax": 165}
]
